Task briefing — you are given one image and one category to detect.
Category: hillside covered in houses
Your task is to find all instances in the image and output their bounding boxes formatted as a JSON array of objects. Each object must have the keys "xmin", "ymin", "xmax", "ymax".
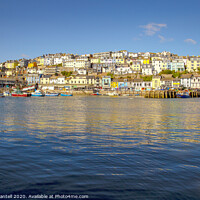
[{"xmin": 1, "ymin": 50, "xmax": 200, "ymax": 91}]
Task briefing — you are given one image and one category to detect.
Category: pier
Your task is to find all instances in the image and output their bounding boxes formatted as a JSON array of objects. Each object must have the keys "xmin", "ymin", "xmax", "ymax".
[{"xmin": 144, "ymin": 90, "xmax": 199, "ymax": 98}]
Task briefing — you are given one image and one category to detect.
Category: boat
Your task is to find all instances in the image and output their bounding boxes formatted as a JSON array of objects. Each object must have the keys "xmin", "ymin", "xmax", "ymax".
[
  {"xmin": 31, "ymin": 90, "xmax": 45, "ymax": 97},
  {"xmin": 60, "ymin": 93, "xmax": 73, "ymax": 96},
  {"xmin": 91, "ymin": 92, "xmax": 101, "ymax": 96},
  {"xmin": 3, "ymin": 91, "xmax": 10, "ymax": 96},
  {"xmin": 107, "ymin": 92, "xmax": 120, "ymax": 96},
  {"xmin": 0, "ymin": 93, "xmax": 5, "ymax": 98},
  {"xmin": 12, "ymin": 92, "xmax": 31, "ymax": 97},
  {"xmin": 45, "ymin": 92, "xmax": 60, "ymax": 97},
  {"xmin": 176, "ymin": 91, "xmax": 191, "ymax": 98}
]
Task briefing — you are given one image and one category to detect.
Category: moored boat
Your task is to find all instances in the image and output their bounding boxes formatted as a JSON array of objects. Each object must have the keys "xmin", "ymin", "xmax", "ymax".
[
  {"xmin": 176, "ymin": 91, "xmax": 191, "ymax": 98},
  {"xmin": 31, "ymin": 90, "xmax": 45, "ymax": 97},
  {"xmin": 60, "ymin": 93, "xmax": 73, "ymax": 96},
  {"xmin": 12, "ymin": 93, "xmax": 31, "ymax": 97},
  {"xmin": 45, "ymin": 92, "xmax": 60, "ymax": 97},
  {"xmin": 91, "ymin": 92, "xmax": 101, "ymax": 96}
]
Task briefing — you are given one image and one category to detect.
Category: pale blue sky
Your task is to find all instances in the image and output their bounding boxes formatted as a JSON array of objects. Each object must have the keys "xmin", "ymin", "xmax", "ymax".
[{"xmin": 0, "ymin": 0, "xmax": 200, "ymax": 62}]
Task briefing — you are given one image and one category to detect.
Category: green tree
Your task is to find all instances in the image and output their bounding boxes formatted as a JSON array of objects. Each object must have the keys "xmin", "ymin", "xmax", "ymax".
[
  {"xmin": 107, "ymin": 73, "xmax": 114, "ymax": 78},
  {"xmin": 61, "ymin": 71, "xmax": 73, "ymax": 77},
  {"xmin": 140, "ymin": 75, "xmax": 153, "ymax": 81},
  {"xmin": 159, "ymin": 69, "xmax": 173, "ymax": 75}
]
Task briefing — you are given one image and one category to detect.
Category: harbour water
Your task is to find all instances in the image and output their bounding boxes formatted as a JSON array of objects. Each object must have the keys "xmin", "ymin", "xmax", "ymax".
[{"xmin": 0, "ymin": 96, "xmax": 200, "ymax": 199}]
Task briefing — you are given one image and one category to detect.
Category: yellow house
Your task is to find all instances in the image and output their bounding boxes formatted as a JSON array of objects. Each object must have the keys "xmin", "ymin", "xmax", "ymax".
[
  {"xmin": 5, "ymin": 61, "xmax": 18, "ymax": 69},
  {"xmin": 5, "ymin": 70, "xmax": 13, "ymax": 77},
  {"xmin": 40, "ymin": 75, "xmax": 51, "ymax": 84},
  {"xmin": 186, "ymin": 56, "xmax": 200, "ymax": 72},
  {"xmin": 143, "ymin": 59, "xmax": 150, "ymax": 64},
  {"xmin": 28, "ymin": 62, "xmax": 37, "ymax": 68},
  {"xmin": 131, "ymin": 62, "xmax": 141, "ymax": 72},
  {"xmin": 152, "ymin": 76, "xmax": 161, "ymax": 89},
  {"xmin": 116, "ymin": 58, "xmax": 125, "ymax": 64},
  {"xmin": 91, "ymin": 58, "xmax": 100, "ymax": 64},
  {"xmin": 111, "ymin": 79, "xmax": 119, "ymax": 89},
  {"xmin": 37, "ymin": 57, "xmax": 45, "ymax": 66}
]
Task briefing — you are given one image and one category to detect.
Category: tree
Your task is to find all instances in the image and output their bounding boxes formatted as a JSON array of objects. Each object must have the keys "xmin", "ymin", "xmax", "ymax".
[
  {"xmin": 140, "ymin": 75, "xmax": 153, "ymax": 81},
  {"xmin": 107, "ymin": 73, "xmax": 114, "ymax": 78},
  {"xmin": 159, "ymin": 69, "xmax": 173, "ymax": 75},
  {"xmin": 61, "ymin": 71, "xmax": 72, "ymax": 77}
]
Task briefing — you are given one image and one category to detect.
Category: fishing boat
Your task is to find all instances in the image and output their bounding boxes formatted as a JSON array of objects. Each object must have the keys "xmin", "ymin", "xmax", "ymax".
[
  {"xmin": 31, "ymin": 90, "xmax": 45, "ymax": 97},
  {"xmin": 45, "ymin": 92, "xmax": 60, "ymax": 97},
  {"xmin": 91, "ymin": 92, "xmax": 101, "ymax": 96},
  {"xmin": 176, "ymin": 91, "xmax": 191, "ymax": 98},
  {"xmin": 12, "ymin": 92, "xmax": 31, "ymax": 97},
  {"xmin": 60, "ymin": 93, "xmax": 73, "ymax": 96}
]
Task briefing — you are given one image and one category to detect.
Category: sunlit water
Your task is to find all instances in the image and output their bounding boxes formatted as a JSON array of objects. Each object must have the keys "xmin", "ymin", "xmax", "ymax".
[{"xmin": 0, "ymin": 96, "xmax": 200, "ymax": 199}]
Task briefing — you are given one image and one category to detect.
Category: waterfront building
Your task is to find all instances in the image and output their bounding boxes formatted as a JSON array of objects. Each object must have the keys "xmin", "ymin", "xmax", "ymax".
[
  {"xmin": 118, "ymin": 78, "xmax": 128, "ymax": 90},
  {"xmin": 191, "ymin": 74, "xmax": 200, "ymax": 89},
  {"xmin": 26, "ymin": 74, "xmax": 41, "ymax": 84},
  {"xmin": 49, "ymin": 75, "xmax": 58, "ymax": 84},
  {"xmin": 172, "ymin": 77, "xmax": 181, "ymax": 89},
  {"xmin": 102, "ymin": 76, "xmax": 111, "ymax": 89},
  {"xmin": 180, "ymin": 74, "xmax": 193, "ymax": 88},
  {"xmin": 40, "ymin": 75, "xmax": 51, "ymax": 85},
  {"xmin": 160, "ymin": 74, "xmax": 173, "ymax": 89},
  {"xmin": 111, "ymin": 79, "xmax": 119, "ymax": 90},
  {"xmin": 132, "ymin": 78, "xmax": 143, "ymax": 91},
  {"xmin": 186, "ymin": 56, "xmax": 200, "ymax": 72},
  {"xmin": 152, "ymin": 76, "xmax": 161, "ymax": 89},
  {"xmin": 69, "ymin": 75, "xmax": 96, "ymax": 90}
]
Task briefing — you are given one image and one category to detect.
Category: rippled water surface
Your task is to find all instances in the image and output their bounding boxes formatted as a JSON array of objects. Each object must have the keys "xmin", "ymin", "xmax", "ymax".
[{"xmin": 0, "ymin": 96, "xmax": 200, "ymax": 199}]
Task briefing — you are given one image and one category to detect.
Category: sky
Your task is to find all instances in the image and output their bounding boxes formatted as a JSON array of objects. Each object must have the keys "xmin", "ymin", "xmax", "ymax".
[{"xmin": 0, "ymin": 0, "xmax": 200, "ymax": 62}]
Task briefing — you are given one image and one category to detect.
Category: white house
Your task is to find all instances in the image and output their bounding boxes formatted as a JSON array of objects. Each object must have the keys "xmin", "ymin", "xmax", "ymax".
[
  {"xmin": 180, "ymin": 74, "xmax": 192, "ymax": 88},
  {"xmin": 191, "ymin": 74, "xmax": 200, "ymax": 89}
]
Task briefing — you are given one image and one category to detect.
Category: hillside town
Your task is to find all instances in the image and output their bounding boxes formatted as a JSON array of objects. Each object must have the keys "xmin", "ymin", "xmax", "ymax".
[{"xmin": 0, "ymin": 50, "xmax": 200, "ymax": 93}]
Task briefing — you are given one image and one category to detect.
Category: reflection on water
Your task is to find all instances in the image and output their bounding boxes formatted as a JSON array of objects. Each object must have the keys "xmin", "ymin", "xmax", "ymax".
[{"xmin": 0, "ymin": 97, "xmax": 200, "ymax": 199}]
